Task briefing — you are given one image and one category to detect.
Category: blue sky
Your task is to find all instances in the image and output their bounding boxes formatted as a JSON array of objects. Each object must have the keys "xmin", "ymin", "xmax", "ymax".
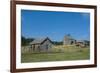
[{"xmin": 21, "ymin": 9, "xmax": 90, "ymax": 41}]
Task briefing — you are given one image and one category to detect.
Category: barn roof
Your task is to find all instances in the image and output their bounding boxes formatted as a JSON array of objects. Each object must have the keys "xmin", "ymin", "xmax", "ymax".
[
  {"xmin": 64, "ymin": 35, "xmax": 75, "ymax": 40},
  {"xmin": 30, "ymin": 37, "xmax": 52, "ymax": 45}
]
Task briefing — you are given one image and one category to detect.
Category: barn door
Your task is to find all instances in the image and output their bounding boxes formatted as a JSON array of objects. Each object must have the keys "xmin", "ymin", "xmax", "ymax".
[{"xmin": 46, "ymin": 44, "xmax": 48, "ymax": 51}]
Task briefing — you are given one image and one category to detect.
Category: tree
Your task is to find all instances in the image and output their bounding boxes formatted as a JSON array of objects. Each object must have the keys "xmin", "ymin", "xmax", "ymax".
[
  {"xmin": 21, "ymin": 36, "xmax": 34, "ymax": 46},
  {"xmin": 21, "ymin": 36, "xmax": 27, "ymax": 46},
  {"xmin": 52, "ymin": 41, "xmax": 63, "ymax": 45}
]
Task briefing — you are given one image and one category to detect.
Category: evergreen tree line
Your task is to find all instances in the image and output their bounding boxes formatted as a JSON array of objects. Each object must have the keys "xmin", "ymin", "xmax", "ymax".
[
  {"xmin": 21, "ymin": 36, "xmax": 63, "ymax": 46},
  {"xmin": 21, "ymin": 36, "xmax": 34, "ymax": 46}
]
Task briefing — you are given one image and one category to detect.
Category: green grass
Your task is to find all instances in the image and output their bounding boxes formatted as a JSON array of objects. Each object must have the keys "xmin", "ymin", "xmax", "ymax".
[{"xmin": 21, "ymin": 45, "xmax": 90, "ymax": 63}]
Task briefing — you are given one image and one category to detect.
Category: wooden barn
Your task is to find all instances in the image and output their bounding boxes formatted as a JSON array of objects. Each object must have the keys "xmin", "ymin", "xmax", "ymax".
[
  {"xmin": 63, "ymin": 35, "xmax": 76, "ymax": 45},
  {"xmin": 29, "ymin": 37, "xmax": 53, "ymax": 52}
]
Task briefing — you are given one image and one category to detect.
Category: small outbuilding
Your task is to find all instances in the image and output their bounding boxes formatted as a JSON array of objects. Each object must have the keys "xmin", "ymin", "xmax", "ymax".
[
  {"xmin": 29, "ymin": 37, "xmax": 53, "ymax": 52},
  {"xmin": 76, "ymin": 40, "xmax": 90, "ymax": 47},
  {"xmin": 63, "ymin": 35, "xmax": 76, "ymax": 45}
]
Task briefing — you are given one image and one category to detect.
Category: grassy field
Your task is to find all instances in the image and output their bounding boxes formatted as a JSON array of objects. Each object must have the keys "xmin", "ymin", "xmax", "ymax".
[{"xmin": 21, "ymin": 45, "xmax": 90, "ymax": 63}]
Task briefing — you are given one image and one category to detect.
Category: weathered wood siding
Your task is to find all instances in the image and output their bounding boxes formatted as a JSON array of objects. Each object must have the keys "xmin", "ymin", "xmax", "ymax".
[
  {"xmin": 21, "ymin": 39, "xmax": 53, "ymax": 53},
  {"xmin": 40, "ymin": 39, "xmax": 52, "ymax": 52}
]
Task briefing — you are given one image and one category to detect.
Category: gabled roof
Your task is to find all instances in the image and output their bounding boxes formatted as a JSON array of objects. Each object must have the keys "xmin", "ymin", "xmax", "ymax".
[
  {"xmin": 64, "ymin": 35, "xmax": 75, "ymax": 40},
  {"xmin": 30, "ymin": 37, "xmax": 52, "ymax": 45}
]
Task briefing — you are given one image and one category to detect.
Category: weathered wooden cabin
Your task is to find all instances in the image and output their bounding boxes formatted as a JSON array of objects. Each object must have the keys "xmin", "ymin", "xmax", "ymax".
[
  {"xmin": 63, "ymin": 35, "xmax": 76, "ymax": 45},
  {"xmin": 29, "ymin": 37, "xmax": 53, "ymax": 52}
]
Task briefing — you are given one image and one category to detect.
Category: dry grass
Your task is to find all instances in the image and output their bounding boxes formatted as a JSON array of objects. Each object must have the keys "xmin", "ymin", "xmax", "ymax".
[{"xmin": 21, "ymin": 45, "xmax": 90, "ymax": 63}]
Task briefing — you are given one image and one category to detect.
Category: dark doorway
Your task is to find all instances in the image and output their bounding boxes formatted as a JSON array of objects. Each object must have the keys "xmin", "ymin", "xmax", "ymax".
[
  {"xmin": 46, "ymin": 44, "xmax": 48, "ymax": 51},
  {"xmin": 71, "ymin": 41, "xmax": 74, "ymax": 44}
]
